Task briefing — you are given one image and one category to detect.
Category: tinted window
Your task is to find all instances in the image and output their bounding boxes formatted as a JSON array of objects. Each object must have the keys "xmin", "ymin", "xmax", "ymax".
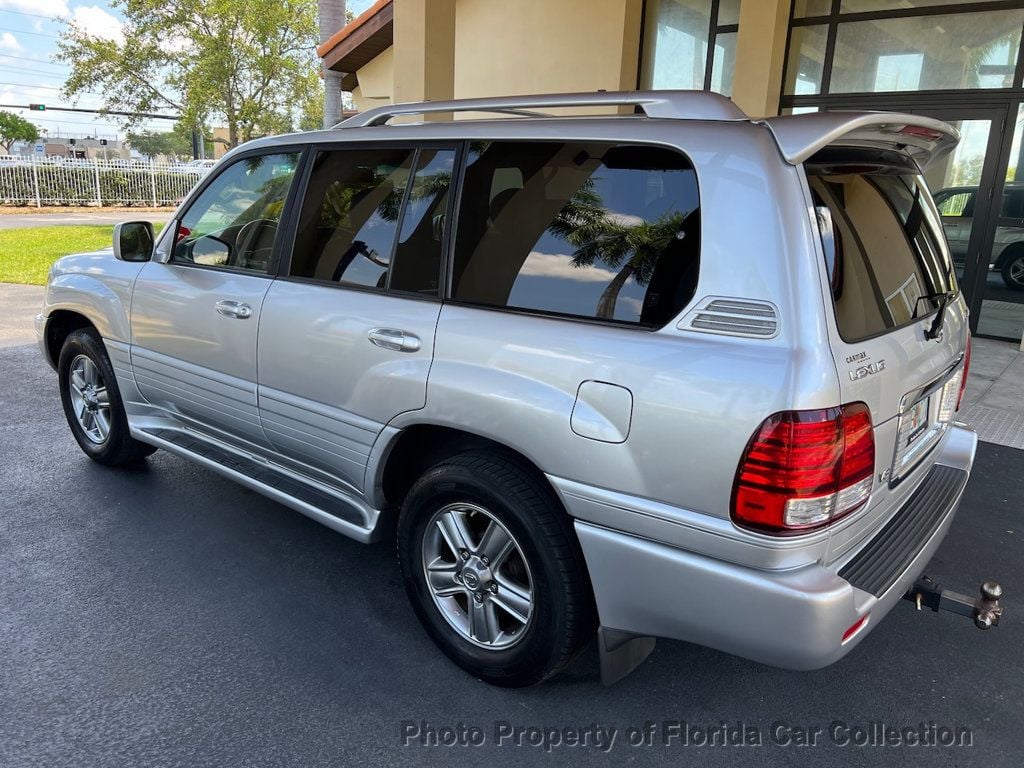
[
  {"xmin": 289, "ymin": 147, "xmax": 454, "ymax": 294},
  {"xmin": 290, "ymin": 148, "xmax": 414, "ymax": 289},
  {"xmin": 1001, "ymin": 188, "xmax": 1024, "ymax": 219},
  {"xmin": 172, "ymin": 153, "xmax": 299, "ymax": 273},
  {"xmin": 391, "ymin": 148, "xmax": 456, "ymax": 295},
  {"xmin": 451, "ymin": 142, "xmax": 700, "ymax": 327},
  {"xmin": 808, "ymin": 153, "xmax": 955, "ymax": 342}
]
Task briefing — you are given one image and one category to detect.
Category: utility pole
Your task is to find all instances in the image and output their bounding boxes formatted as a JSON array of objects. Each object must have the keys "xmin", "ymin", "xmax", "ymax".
[{"xmin": 318, "ymin": 0, "xmax": 347, "ymax": 128}]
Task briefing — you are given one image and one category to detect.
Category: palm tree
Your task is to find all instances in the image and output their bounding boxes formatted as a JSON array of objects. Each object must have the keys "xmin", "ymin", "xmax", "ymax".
[
  {"xmin": 550, "ymin": 180, "xmax": 688, "ymax": 319},
  {"xmin": 318, "ymin": 0, "xmax": 347, "ymax": 128}
]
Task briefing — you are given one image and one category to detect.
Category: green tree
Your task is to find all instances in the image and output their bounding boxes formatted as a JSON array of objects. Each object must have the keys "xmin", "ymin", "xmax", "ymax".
[
  {"xmin": 0, "ymin": 111, "xmax": 38, "ymax": 154},
  {"xmin": 58, "ymin": 0, "xmax": 323, "ymax": 150},
  {"xmin": 127, "ymin": 124, "xmax": 213, "ymax": 160}
]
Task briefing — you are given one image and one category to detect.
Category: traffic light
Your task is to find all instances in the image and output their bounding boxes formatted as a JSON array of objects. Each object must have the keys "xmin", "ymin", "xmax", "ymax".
[
  {"xmin": 28, "ymin": 103, "xmax": 45, "ymax": 111},
  {"xmin": 100, "ymin": 139, "xmax": 107, "ymax": 146},
  {"xmin": 68, "ymin": 138, "xmax": 76, "ymax": 145}
]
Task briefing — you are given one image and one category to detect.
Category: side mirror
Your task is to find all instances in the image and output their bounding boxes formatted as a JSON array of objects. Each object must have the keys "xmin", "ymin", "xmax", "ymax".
[{"xmin": 113, "ymin": 221, "xmax": 154, "ymax": 262}]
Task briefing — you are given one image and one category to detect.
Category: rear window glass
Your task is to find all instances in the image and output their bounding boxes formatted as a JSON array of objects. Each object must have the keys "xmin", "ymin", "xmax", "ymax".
[
  {"xmin": 451, "ymin": 141, "xmax": 700, "ymax": 327},
  {"xmin": 807, "ymin": 152, "xmax": 955, "ymax": 342}
]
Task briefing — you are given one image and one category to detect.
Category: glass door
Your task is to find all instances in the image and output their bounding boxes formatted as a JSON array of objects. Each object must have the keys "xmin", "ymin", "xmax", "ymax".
[{"xmin": 910, "ymin": 105, "xmax": 1023, "ymax": 342}]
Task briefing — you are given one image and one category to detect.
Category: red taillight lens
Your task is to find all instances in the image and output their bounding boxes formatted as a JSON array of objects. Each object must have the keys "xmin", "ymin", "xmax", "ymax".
[
  {"xmin": 956, "ymin": 333, "xmax": 971, "ymax": 411},
  {"xmin": 732, "ymin": 403, "xmax": 875, "ymax": 534}
]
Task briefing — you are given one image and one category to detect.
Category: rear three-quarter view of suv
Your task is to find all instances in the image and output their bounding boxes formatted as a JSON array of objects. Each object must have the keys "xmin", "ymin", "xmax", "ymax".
[{"xmin": 37, "ymin": 91, "xmax": 976, "ymax": 686}]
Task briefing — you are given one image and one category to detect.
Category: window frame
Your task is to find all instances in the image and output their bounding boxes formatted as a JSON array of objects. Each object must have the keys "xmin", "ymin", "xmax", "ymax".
[
  {"xmin": 274, "ymin": 140, "xmax": 465, "ymax": 303},
  {"xmin": 157, "ymin": 147, "xmax": 309, "ymax": 279},
  {"xmin": 443, "ymin": 137, "xmax": 702, "ymax": 331}
]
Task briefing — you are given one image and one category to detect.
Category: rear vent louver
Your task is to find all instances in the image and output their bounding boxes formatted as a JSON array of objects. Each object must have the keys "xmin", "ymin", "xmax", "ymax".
[{"xmin": 680, "ymin": 298, "xmax": 780, "ymax": 339}]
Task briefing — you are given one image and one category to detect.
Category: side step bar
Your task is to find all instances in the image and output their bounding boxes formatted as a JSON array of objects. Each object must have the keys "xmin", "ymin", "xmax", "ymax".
[{"xmin": 134, "ymin": 426, "xmax": 382, "ymax": 543}]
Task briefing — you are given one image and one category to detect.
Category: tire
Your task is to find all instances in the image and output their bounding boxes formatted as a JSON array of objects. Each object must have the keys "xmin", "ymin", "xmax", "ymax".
[
  {"xmin": 1001, "ymin": 252, "xmax": 1024, "ymax": 290},
  {"xmin": 58, "ymin": 328, "xmax": 156, "ymax": 466},
  {"xmin": 397, "ymin": 450, "xmax": 595, "ymax": 687}
]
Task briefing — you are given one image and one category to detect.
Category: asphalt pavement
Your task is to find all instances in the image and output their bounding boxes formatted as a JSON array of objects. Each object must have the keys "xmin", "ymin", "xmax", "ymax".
[{"xmin": 1, "ymin": 300, "xmax": 1022, "ymax": 767}]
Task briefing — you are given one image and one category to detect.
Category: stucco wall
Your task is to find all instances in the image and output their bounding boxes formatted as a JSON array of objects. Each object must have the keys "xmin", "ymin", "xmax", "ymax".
[
  {"xmin": 453, "ymin": 0, "xmax": 642, "ymax": 98},
  {"xmin": 352, "ymin": 45, "xmax": 395, "ymax": 112}
]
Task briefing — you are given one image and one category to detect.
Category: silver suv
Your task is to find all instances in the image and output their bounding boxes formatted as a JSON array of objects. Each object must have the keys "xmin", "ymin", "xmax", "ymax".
[{"xmin": 37, "ymin": 92, "xmax": 976, "ymax": 686}]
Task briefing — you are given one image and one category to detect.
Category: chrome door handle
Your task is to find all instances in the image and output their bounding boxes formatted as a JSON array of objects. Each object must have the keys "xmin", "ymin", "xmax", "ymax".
[
  {"xmin": 367, "ymin": 327, "xmax": 421, "ymax": 352},
  {"xmin": 214, "ymin": 300, "xmax": 253, "ymax": 319}
]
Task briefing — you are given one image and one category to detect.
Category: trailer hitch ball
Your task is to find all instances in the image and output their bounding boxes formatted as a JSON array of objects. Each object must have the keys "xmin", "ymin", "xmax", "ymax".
[{"xmin": 974, "ymin": 581, "xmax": 1003, "ymax": 630}]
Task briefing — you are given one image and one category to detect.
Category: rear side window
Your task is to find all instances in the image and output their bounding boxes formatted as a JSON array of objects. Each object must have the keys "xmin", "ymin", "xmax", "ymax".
[
  {"xmin": 934, "ymin": 190, "xmax": 972, "ymax": 218},
  {"xmin": 808, "ymin": 152, "xmax": 955, "ymax": 342},
  {"xmin": 451, "ymin": 141, "xmax": 700, "ymax": 327},
  {"xmin": 290, "ymin": 147, "xmax": 455, "ymax": 294}
]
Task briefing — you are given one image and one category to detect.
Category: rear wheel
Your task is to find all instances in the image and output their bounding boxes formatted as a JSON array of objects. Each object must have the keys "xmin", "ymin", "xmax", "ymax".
[
  {"xmin": 1001, "ymin": 252, "xmax": 1024, "ymax": 290},
  {"xmin": 397, "ymin": 450, "xmax": 594, "ymax": 686},
  {"xmin": 58, "ymin": 328, "xmax": 156, "ymax": 465}
]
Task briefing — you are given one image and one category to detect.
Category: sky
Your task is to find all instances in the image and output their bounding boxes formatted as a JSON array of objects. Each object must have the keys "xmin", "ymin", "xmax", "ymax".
[{"xmin": 0, "ymin": 0, "xmax": 376, "ymax": 143}]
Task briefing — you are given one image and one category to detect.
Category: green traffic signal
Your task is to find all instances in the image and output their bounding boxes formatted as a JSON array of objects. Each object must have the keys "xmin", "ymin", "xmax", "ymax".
[{"xmin": 28, "ymin": 103, "xmax": 46, "ymax": 111}]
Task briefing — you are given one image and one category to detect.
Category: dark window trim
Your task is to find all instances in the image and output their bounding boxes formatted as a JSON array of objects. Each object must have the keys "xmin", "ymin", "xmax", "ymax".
[
  {"xmin": 792, "ymin": 0, "xmax": 1024, "ymax": 26},
  {"xmin": 165, "ymin": 146, "xmax": 307, "ymax": 279},
  {"xmin": 444, "ymin": 138, "xmax": 702, "ymax": 330},
  {"xmin": 276, "ymin": 139, "xmax": 461, "ymax": 301}
]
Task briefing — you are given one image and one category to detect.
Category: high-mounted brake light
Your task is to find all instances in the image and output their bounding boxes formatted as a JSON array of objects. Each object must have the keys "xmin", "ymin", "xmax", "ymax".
[{"xmin": 732, "ymin": 403, "xmax": 875, "ymax": 534}]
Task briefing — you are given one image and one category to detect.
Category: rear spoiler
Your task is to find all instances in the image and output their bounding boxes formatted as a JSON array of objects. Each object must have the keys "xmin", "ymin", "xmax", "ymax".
[{"xmin": 761, "ymin": 112, "xmax": 960, "ymax": 170}]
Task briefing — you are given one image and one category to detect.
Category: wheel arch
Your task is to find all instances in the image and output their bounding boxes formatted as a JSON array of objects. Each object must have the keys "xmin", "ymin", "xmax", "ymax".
[
  {"xmin": 372, "ymin": 424, "xmax": 566, "ymax": 520},
  {"xmin": 43, "ymin": 310, "xmax": 99, "ymax": 369},
  {"xmin": 994, "ymin": 240, "xmax": 1024, "ymax": 269}
]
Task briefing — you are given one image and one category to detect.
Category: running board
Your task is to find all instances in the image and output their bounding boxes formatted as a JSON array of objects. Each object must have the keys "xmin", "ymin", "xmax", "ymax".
[{"xmin": 133, "ymin": 426, "xmax": 382, "ymax": 543}]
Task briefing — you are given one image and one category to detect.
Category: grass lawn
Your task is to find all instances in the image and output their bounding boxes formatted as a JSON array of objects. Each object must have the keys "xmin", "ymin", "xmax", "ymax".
[{"xmin": 0, "ymin": 224, "xmax": 163, "ymax": 286}]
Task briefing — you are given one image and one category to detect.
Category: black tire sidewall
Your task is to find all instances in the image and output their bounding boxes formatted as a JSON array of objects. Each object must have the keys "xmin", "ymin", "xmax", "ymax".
[
  {"xmin": 57, "ymin": 329, "xmax": 135, "ymax": 464},
  {"xmin": 398, "ymin": 459, "xmax": 580, "ymax": 686},
  {"xmin": 1002, "ymin": 254, "xmax": 1024, "ymax": 290}
]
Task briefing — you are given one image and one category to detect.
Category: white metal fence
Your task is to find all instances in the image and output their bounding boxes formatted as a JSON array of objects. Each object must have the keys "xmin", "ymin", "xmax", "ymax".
[{"xmin": 0, "ymin": 156, "xmax": 210, "ymax": 207}]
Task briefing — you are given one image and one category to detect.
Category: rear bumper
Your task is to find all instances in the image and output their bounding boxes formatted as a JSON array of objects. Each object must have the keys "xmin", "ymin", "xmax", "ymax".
[{"xmin": 572, "ymin": 424, "xmax": 977, "ymax": 670}]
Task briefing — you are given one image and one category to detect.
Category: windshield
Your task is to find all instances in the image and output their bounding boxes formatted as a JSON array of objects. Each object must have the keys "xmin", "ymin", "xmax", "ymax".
[{"xmin": 807, "ymin": 150, "xmax": 955, "ymax": 343}]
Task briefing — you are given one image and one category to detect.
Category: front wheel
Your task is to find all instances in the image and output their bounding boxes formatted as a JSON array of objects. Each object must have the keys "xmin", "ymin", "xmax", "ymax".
[
  {"xmin": 397, "ymin": 451, "xmax": 594, "ymax": 687},
  {"xmin": 58, "ymin": 328, "xmax": 156, "ymax": 465},
  {"xmin": 1001, "ymin": 252, "xmax": 1024, "ymax": 290}
]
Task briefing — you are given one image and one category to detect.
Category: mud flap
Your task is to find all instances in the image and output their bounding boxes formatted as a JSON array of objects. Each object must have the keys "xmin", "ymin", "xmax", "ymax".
[{"xmin": 598, "ymin": 627, "xmax": 656, "ymax": 686}]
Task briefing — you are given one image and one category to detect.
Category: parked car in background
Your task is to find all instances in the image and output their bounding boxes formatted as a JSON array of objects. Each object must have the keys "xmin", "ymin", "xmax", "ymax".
[
  {"xmin": 37, "ymin": 92, "xmax": 976, "ymax": 687},
  {"xmin": 934, "ymin": 182, "xmax": 1024, "ymax": 289}
]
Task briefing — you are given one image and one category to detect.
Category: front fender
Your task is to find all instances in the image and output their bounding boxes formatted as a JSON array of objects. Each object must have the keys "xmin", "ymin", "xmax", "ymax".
[{"xmin": 43, "ymin": 253, "xmax": 145, "ymax": 344}]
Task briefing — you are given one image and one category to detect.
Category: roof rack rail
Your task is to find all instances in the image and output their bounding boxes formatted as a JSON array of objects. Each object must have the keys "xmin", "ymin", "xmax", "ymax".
[{"xmin": 335, "ymin": 90, "xmax": 748, "ymax": 128}]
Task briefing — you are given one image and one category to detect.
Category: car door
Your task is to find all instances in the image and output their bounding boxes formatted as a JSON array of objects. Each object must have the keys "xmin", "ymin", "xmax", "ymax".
[
  {"xmin": 933, "ymin": 188, "xmax": 972, "ymax": 264},
  {"xmin": 131, "ymin": 150, "xmax": 301, "ymax": 447},
  {"xmin": 257, "ymin": 144, "xmax": 457, "ymax": 493}
]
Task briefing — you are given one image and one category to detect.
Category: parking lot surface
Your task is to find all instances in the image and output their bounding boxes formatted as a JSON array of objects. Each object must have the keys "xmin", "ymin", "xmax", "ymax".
[{"xmin": 1, "ymin": 335, "xmax": 1022, "ymax": 767}]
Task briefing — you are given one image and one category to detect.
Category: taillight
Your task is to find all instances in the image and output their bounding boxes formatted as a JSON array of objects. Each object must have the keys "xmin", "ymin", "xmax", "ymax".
[
  {"xmin": 957, "ymin": 333, "xmax": 971, "ymax": 411},
  {"xmin": 732, "ymin": 403, "xmax": 875, "ymax": 534}
]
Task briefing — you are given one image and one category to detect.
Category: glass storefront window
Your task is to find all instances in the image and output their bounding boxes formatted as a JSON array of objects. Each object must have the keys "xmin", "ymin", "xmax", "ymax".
[
  {"xmin": 784, "ymin": 25, "xmax": 828, "ymax": 95},
  {"xmin": 793, "ymin": 0, "xmax": 833, "ymax": 17},
  {"xmin": 642, "ymin": 0, "xmax": 712, "ymax": 91},
  {"xmin": 978, "ymin": 104, "xmax": 1024, "ymax": 340},
  {"xmin": 829, "ymin": 11, "xmax": 1024, "ymax": 93},
  {"xmin": 710, "ymin": 31, "xmax": 737, "ymax": 96},
  {"xmin": 717, "ymin": 0, "xmax": 741, "ymax": 26},
  {"xmin": 841, "ymin": 0, "xmax": 1015, "ymax": 13},
  {"xmin": 641, "ymin": 0, "xmax": 739, "ymax": 95}
]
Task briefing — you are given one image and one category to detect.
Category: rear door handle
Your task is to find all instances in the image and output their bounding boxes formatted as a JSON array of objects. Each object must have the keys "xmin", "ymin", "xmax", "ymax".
[
  {"xmin": 368, "ymin": 327, "xmax": 421, "ymax": 352},
  {"xmin": 214, "ymin": 300, "xmax": 253, "ymax": 319}
]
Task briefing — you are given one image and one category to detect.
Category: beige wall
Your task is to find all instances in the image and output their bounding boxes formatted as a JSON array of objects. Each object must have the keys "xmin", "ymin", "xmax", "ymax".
[
  {"xmin": 352, "ymin": 46, "xmax": 395, "ymax": 112},
  {"xmin": 346, "ymin": 0, "xmax": 791, "ymax": 117},
  {"xmin": 453, "ymin": 0, "xmax": 642, "ymax": 99}
]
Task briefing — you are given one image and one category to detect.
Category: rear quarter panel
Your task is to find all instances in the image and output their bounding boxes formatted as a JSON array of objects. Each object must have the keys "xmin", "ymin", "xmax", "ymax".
[{"xmin": 392, "ymin": 120, "xmax": 841, "ymax": 520}]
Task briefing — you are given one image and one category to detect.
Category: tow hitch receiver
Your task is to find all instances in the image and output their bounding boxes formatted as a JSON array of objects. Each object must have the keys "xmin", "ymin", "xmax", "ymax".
[{"xmin": 904, "ymin": 576, "xmax": 1004, "ymax": 629}]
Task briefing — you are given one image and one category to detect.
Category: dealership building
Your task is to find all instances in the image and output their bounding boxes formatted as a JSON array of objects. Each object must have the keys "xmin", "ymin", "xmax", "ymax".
[{"xmin": 321, "ymin": 0, "xmax": 1024, "ymax": 344}]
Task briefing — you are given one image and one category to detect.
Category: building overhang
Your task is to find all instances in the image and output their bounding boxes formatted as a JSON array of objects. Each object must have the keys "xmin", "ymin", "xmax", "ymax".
[{"xmin": 318, "ymin": 0, "xmax": 394, "ymax": 91}]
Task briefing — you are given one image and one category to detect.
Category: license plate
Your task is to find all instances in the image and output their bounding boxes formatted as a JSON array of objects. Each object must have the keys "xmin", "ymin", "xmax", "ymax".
[{"xmin": 902, "ymin": 396, "xmax": 930, "ymax": 449}]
